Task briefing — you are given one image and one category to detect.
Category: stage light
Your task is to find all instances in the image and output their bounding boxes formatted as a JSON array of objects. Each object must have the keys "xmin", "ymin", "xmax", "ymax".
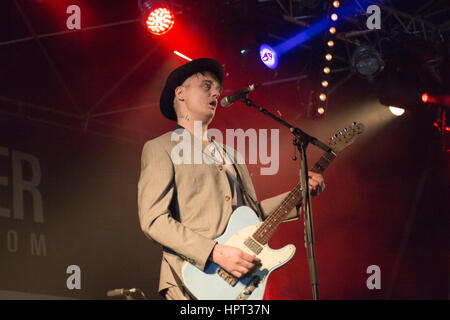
[
  {"xmin": 434, "ymin": 121, "xmax": 450, "ymax": 132},
  {"xmin": 321, "ymin": 80, "xmax": 328, "ymax": 87},
  {"xmin": 331, "ymin": 13, "xmax": 338, "ymax": 21},
  {"xmin": 139, "ymin": 1, "xmax": 175, "ymax": 36},
  {"xmin": 325, "ymin": 53, "xmax": 333, "ymax": 61},
  {"xmin": 323, "ymin": 67, "xmax": 331, "ymax": 74},
  {"xmin": 317, "ymin": 107, "xmax": 325, "ymax": 115},
  {"xmin": 421, "ymin": 93, "xmax": 429, "ymax": 103},
  {"xmin": 327, "ymin": 40, "xmax": 334, "ymax": 47},
  {"xmin": 329, "ymin": 27, "xmax": 336, "ymax": 34},
  {"xmin": 173, "ymin": 51, "xmax": 192, "ymax": 61},
  {"xmin": 333, "ymin": 1, "xmax": 340, "ymax": 8},
  {"xmin": 259, "ymin": 44, "xmax": 279, "ymax": 69},
  {"xmin": 319, "ymin": 93, "xmax": 327, "ymax": 101},
  {"xmin": 389, "ymin": 106, "xmax": 405, "ymax": 116},
  {"xmin": 351, "ymin": 45, "xmax": 384, "ymax": 78}
]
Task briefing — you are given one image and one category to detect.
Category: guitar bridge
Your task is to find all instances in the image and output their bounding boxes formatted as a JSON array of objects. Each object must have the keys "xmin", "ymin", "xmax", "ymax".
[{"xmin": 217, "ymin": 268, "xmax": 238, "ymax": 286}]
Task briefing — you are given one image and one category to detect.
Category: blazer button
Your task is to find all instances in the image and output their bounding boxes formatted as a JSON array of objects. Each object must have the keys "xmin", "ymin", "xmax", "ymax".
[
  {"xmin": 218, "ymin": 164, "xmax": 223, "ymax": 171},
  {"xmin": 225, "ymin": 195, "xmax": 231, "ymax": 201}
]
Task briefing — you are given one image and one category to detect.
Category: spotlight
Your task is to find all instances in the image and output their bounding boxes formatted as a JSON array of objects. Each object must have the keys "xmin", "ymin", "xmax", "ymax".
[
  {"xmin": 321, "ymin": 80, "xmax": 329, "ymax": 87},
  {"xmin": 327, "ymin": 40, "xmax": 334, "ymax": 47},
  {"xmin": 351, "ymin": 45, "xmax": 384, "ymax": 79},
  {"xmin": 323, "ymin": 67, "xmax": 331, "ymax": 74},
  {"xmin": 331, "ymin": 13, "xmax": 338, "ymax": 21},
  {"xmin": 329, "ymin": 27, "xmax": 336, "ymax": 34},
  {"xmin": 259, "ymin": 44, "xmax": 279, "ymax": 69},
  {"xmin": 325, "ymin": 53, "xmax": 333, "ymax": 61},
  {"xmin": 319, "ymin": 93, "xmax": 327, "ymax": 101},
  {"xmin": 389, "ymin": 106, "xmax": 405, "ymax": 116},
  {"xmin": 333, "ymin": 1, "xmax": 340, "ymax": 8},
  {"xmin": 420, "ymin": 93, "xmax": 450, "ymax": 107},
  {"xmin": 139, "ymin": 0, "xmax": 175, "ymax": 36},
  {"xmin": 173, "ymin": 51, "xmax": 192, "ymax": 61}
]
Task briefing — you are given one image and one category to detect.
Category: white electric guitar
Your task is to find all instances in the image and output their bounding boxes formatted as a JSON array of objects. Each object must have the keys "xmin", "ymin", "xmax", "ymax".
[{"xmin": 182, "ymin": 122, "xmax": 365, "ymax": 300}]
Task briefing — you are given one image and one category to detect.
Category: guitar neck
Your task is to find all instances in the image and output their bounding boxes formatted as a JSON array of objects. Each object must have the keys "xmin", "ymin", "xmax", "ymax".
[
  {"xmin": 252, "ymin": 183, "xmax": 302, "ymax": 244},
  {"xmin": 310, "ymin": 150, "xmax": 336, "ymax": 174},
  {"xmin": 251, "ymin": 150, "xmax": 336, "ymax": 244}
]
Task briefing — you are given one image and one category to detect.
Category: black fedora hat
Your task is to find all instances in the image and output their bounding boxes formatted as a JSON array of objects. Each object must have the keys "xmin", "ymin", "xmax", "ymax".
[{"xmin": 159, "ymin": 58, "xmax": 224, "ymax": 121}]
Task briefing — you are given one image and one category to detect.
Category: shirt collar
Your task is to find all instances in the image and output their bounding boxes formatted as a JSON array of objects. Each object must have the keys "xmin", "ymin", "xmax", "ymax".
[
  {"xmin": 173, "ymin": 123, "xmax": 215, "ymax": 143},
  {"xmin": 174, "ymin": 124, "xmax": 185, "ymax": 131}
]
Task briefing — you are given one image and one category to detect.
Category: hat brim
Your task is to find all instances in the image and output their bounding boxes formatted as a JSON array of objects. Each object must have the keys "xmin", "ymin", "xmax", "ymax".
[{"xmin": 160, "ymin": 58, "xmax": 224, "ymax": 121}]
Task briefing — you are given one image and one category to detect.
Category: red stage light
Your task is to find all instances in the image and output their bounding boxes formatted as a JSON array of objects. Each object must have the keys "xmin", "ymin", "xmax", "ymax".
[
  {"xmin": 421, "ymin": 93, "xmax": 429, "ymax": 103},
  {"xmin": 173, "ymin": 51, "xmax": 192, "ymax": 61},
  {"xmin": 145, "ymin": 7, "xmax": 174, "ymax": 36}
]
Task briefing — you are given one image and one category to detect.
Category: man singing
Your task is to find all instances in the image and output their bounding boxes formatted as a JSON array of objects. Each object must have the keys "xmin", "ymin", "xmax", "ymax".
[{"xmin": 138, "ymin": 58, "xmax": 325, "ymax": 300}]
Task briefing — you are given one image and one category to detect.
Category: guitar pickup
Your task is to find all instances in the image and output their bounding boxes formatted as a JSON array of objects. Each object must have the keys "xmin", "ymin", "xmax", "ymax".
[
  {"xmin": 244, "ymin": 237, "xmax": 263, "ymax": 254},
  {"xmin": 217, "ymin": 268, "xmax": 238, "ymax": 286}
]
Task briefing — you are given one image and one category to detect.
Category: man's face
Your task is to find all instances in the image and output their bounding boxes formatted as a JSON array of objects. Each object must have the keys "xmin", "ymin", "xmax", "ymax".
[{"xmin": 177, "ymin": 72, "xmax": 222, "ymax": 123}]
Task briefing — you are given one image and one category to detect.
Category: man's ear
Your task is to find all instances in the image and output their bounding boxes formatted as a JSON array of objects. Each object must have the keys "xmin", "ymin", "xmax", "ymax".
[{"xmin": 174, "ymin": 86, "xmax": 185, "ymax": 102}]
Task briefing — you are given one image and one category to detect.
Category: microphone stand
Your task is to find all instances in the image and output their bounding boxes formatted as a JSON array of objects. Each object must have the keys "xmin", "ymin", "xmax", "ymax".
[{"xmin": 241, "ymin": 97, "xmax": 330, "ymax": 300}]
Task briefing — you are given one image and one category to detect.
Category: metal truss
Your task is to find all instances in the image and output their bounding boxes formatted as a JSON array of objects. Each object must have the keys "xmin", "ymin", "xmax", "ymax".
[{"xmin": 1, "ymin": 0, "xmax": 448, "ymax": 135}]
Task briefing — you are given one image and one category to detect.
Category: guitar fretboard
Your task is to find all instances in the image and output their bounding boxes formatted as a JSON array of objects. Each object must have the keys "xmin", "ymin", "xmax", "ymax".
[
  {"xmin": 310, "ymin": 150, "xmax": 336, "ymax": 174},
  {"xmin": 251, "ymin": 150, "xmax": 336, "ymax": 244},
  {"xmin": 252, "ymin": 183, "xmax": 302, "ymax": 244}
]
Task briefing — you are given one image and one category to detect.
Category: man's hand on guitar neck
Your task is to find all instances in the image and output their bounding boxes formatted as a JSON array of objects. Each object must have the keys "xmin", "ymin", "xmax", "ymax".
[
  {"xmin": 210, "ymin": 243, "xmax": 261, "ymax": 279},
  {"xmin": 308, "ymin": 171, "xmax": 325, "ymax": 197}
]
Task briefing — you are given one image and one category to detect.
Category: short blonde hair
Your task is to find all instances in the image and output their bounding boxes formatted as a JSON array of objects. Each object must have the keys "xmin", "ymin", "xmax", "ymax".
[{"xmin": 172, "ymin": 71, "xmax": 221, "ymax": 119}]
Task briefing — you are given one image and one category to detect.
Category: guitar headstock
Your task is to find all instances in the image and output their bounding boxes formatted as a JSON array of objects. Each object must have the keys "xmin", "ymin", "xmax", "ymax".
[{"xmin": 329, "ymin": 121, "xmax": 364, "ymax": 153}]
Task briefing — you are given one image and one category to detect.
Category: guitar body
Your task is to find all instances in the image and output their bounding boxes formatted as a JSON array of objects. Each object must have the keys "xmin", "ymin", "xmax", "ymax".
[{"xmin": 182, "ymin": 206, "xmax": 296, "ymax": 300}]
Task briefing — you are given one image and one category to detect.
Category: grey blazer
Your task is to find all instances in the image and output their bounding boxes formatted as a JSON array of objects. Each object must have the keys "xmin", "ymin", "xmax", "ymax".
[{"xmin": 137, "ymin": 127, "xmax": 300, "ymax": 294}]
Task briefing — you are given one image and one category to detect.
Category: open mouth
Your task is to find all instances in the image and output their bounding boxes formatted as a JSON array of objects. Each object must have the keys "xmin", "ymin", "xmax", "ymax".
[{"xmin": 209, "ymin": 100, "xmax": 217, "ymax": 109}]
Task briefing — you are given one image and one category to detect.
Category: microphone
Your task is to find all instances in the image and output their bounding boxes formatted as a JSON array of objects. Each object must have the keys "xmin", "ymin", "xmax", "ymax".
[
  {"xmin": 106, "ymin": 288, "xmax": 142, "ymax": 297},
  {"xmin": 107, "ymin": 288, "xmax": 132, "ymax": 297},
  {"xmin": 220, "ymin": 83, "xmax": 261, "ymax": 108}
]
